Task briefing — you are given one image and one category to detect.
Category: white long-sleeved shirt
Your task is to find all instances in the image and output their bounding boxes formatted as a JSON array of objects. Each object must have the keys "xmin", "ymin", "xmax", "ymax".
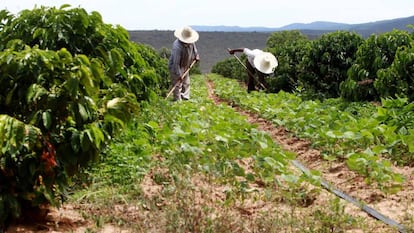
[{"xmin": 243, "ymin": 48, "xmax": 263, "ymax": 69}]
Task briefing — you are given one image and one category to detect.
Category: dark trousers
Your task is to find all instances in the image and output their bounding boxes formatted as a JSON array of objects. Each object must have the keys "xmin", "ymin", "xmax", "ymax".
[{"xmin": 246, "ymin": 60, "xmax": 266, "ymax": 92}]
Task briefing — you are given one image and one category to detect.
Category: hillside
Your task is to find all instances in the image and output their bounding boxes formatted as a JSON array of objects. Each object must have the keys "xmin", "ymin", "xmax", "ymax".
[
  {"xmin": 192, "ymin": 15, "xmax": 414, "ymax": 37},
  {"xmin": 129, "ymin": 15, "xmax": 414, "ymax": 73}
]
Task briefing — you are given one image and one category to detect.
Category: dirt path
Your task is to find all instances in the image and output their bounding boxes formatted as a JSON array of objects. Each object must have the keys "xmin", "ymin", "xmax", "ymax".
[{"xmin": 205, "ymin": 78, "xmax": 414, "ymax": 231}]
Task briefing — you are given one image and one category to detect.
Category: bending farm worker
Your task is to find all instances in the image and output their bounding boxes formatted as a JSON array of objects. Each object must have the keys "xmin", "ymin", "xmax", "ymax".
[
  {"xmin": 228, "ymin": 48, "xmax": 278, "ymax": 93},
  {"xmin": 168, "ymin": 26, "xmax": 200, "ymax": 101}
]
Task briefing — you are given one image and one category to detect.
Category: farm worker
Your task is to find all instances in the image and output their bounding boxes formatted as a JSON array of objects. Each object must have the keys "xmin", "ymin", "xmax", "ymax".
[
  {"xmin": 228, "ymin": 48, "xmax": 278, "ymax": 93},
  {"xmin": 168, "ymin": 26, "xmax": 200, "ymax": 101}
]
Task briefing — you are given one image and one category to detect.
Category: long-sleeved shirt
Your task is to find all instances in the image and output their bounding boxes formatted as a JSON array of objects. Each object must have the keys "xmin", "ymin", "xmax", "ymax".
[
  {"xmin": 243, "ymin": 48, "xmax": 263, "ymax": 69},
  {"xmin": 168, "ymin": 39, "xmax": 199, "ymax": 76}
]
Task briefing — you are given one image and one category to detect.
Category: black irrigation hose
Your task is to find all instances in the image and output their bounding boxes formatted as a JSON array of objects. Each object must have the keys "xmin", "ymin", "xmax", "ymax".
[
  {"xmin": 206, "ymin": 75, "xmax": 409, "ymax": 232},
  {"xmin": 290, "ymin": 159, "xmax": 409, "ymax": 233}
]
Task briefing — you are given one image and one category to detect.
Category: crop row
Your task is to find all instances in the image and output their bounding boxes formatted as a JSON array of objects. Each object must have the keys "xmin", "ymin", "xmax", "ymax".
[
  {"xmin": 208, "ymin": 73, "xmax": 414, "ymax": 192},
  {"xmin": 94, "ymin": 75, "xmax": 304, "ymax": 196}
]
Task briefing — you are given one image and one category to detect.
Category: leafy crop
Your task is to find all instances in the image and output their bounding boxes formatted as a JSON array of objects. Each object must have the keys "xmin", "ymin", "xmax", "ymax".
[
  {"xmin": 340, "ymin": 29, "xmax": 412, "ymax": 101},
  {"xmin": 211, "ymin": 29, "xmax": 413, "ymax": 103},
  {"xmin": 298, "ymin": 31, "xmax": 363, "ymax": 98},
  {"xmin": 211, "ymin": 56, "xmax": 247, "ymax": 82},
  {"xmin": 84, "ymin": 75, "xmax": 297, "ymax": 204},
  {"xmin": 0, "ymin": 5, "xmax": 169, "ymax": 100},
  {"xmin": 375, "ymin": 45, "xmax": 414, "ymax": 101},
  {"xmin": 0, "ymin": 5, "xmax": 167, "ymax": 228},
  {"xmin": 0, "ymin": 42, "xmax": 133, "ymax": 228},
  {"xmin": 266, "ymin": 30, "xmax": 310, "ymax": 93},
  {"xmin": 158, "ymin": 76, "xmax": 294, "ymax": 185},
  {"xmin": 210, "ymin": 74, "xmax": 411, "ymax": 191},
  {"xmin": 74, "ymin": 75, "xmax": 375, "ymax": 232}
]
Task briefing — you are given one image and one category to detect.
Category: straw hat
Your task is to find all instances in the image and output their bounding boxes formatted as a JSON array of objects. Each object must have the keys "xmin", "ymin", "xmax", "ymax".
[
  {"xmin": 253, "ymin": 52, "xmax": 278, "ymax": 74},
  {"xmin": 174, "ymin": 26, "xmax": 199, "ymax": 44}
]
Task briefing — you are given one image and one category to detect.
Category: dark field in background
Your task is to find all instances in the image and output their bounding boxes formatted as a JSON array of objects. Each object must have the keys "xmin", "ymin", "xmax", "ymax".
[
  {"xmin": 129, "ymin": 15, "xmax": 414, "ymax": 73},
  {"xmin": 129, "ymin": 30, "xmax": 272, "ymax": 73}
]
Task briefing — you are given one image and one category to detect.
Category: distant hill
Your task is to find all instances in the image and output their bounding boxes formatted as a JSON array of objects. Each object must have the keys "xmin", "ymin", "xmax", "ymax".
[
  {"xmin": 129, "ymin": 15, "xmax": 414, "ymax": 73},
  {"xmin": 349, "ymin": 15, "xmax": 414, "ymax": 36},
  {"xmin": 190, "ymin": 25, "xmax": 276, "ymax": 32},
  {"xmin": 278, "ymin": 21, "xmax": 351, "ymax": 31},
  {"xmin": 192, "ymin": 15, "xmax": 414, "ymax": 37}
]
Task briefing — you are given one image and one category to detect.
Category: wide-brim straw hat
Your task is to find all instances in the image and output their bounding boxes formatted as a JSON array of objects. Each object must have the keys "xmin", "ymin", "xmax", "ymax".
[
  {"xmin": 174, "ymin": 26, "xmax": 199, "ymax": 44},
  {"xmin": 253, "ymin": 52, "xmax": 278, "ymax": 74}
]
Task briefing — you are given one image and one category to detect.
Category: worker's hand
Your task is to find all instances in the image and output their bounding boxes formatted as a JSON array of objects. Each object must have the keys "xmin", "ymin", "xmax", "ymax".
[
  {"xmin": 227, "ymin": 48, "xmax": 234, "ymax": 55},
  {"xmin": 195, "ymin": 55, "xmax": 200, "ymax": 62}
]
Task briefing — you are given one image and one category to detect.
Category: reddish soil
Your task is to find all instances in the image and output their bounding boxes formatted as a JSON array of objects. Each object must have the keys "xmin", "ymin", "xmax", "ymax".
[
  {"xmin": 206, "ymin": 78, "xmax": 414, "ymax": 231},
  {"xmin": 6, "ymin": 78, "xmax": 413, "ymax": 232}
]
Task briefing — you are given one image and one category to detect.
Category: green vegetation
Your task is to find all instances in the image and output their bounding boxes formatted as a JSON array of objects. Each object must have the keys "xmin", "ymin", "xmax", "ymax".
[
  {"xmin": 70, "ymin": 75, "xmax": 387, "ymax": 232},
  {"xmin": 298, "ymin": 31, "xmax": 364, "ymax": 98},
  {"xmin": 0, "ymin": 5, "xmax": 167, "ymax": 228},
  {"xmin": 0, "ymin": 4, "xmax": 413, "ymax": 232},
  {"xmin": 341, "ymin": 29, "xmax": 413, "ymax": 101},
  {"xmin": 79, "ymin": 75, "xmax": 295, "ymax": 195},
  {"xmin": 209, "ymin": 74, "xmax": 411, "ymax": 191},
  {"xmin": 266, "ymin": 30, "xmax": 309, "ymax": 93},
  {"xmin": 213, "ymin": 29, "xmax": 414, "ymax": 101},
  {"xmin": 211, "ymin": 56, "xmax": 246, "ymax": 82}
]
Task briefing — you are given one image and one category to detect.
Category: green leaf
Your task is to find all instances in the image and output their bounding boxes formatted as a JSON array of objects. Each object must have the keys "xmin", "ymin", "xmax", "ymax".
[
  {"xmin": 79, "ymin": 66, "xmax": 93, "ymax": 87},
  {"xmin": 78, "ymin": 103, "xmax": 89, "ymax": 122},
  {"xmin": 57, "ymin": 4, "xmax": 71, "ymax": 9},
  {"xmin": 215, "ymin": 135, "xmax": 228, "ymax": 143},
  {"xmin": 346, "ymin": 152, "xmax": 365, "ymax": 171},
  {"xmin": 70, "ymin": 130, "xmax": 80, "ymax": 153},
  {"xmin": 5, "ymin": 84, "xmax": 17, "ymax": 106},
  {"xmin": 42, "ymin": 111, "xmax": 52, "ymax": 129},
  {"xmin": 146, "ymin": 121, "xmax": 159, "ymax": 129},
  {"xmin": 90, "ymin": 60, "xmax": 107, "ymax": 85},
  {"xmin": 80, "ymin": 130, "xmax": 91, "ymax": 151},
  {"xmin": 64, "ymin": 77, "xmax": 79, "ymax": 98},
  {"xmin": 86, "ymin": 124, "xmax": 105, "ymax": 149},
  {"xmin": 76, "ymin": 54, "xmax": 91, "ymax": 66},
  {"xmin": 342, "ymin": 131, "xmax": 355, "ymax": 139},
  {"xmin": 258, "ymin": 140, "xmax": 268, "ymax": 149},
  {"xmin": 325, "ymin": 130, "xmax": 338, "ymax": 138},
  {"xmin": 401, "ymin": 133, "xmax": 414, "ymax": 152},
  {"xmin": 0, "ymin": 115, "xmax": 42, "ymax": 156},
  {"xmin": 27, "ymin": 84, "xmax": 49, "ymax": 105},
  {"xmin": 57, "ymin": 48, "xmax": 73, "ymax": 62}
]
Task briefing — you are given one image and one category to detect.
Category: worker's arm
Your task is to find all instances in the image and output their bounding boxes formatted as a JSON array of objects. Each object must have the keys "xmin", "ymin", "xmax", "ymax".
[{"xmin": 227, "ymin": 48, "xmax": 245, "ymax": 55}]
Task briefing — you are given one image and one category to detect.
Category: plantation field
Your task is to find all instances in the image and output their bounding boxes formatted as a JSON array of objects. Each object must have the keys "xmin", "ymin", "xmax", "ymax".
[
  {"xmin": 129, "ymin": 30, "xmax": 272, "ymax": 73},
  {"xmin": 7, "ymin": 74, "xmax": 413, "ymax": 233},
  {"xmin": 2, "ymin": 5, "xmax": 414, "ymax": 233}
]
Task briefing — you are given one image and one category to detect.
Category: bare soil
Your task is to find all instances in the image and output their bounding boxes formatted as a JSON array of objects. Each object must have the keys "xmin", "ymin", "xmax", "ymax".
[
  {"xmin": 6, "ymin": 78, "xmax": 413, "ymax": 232},
  {"xmin": 206, "ymin": 79, "xmax": 414, "ymax": 231}
]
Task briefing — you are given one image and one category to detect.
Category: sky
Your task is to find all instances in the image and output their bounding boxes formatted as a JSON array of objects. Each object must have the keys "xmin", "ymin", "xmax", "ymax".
[{"xmin": 1, "ymin": 0, "xmax": 414, "ymax": 30}]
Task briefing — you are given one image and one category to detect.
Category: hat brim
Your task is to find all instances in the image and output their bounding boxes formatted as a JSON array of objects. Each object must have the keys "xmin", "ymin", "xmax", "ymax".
[
  {"xmin": 253, "ymin": 52, "xmax": 278, "ymax": 74},
  {"xmin": 174, "ymin": 27, "xmax": 199, "ymax": 44}
]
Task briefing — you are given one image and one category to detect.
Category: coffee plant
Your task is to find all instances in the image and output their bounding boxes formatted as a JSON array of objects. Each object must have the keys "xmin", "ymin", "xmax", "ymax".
[
  {"xmin": 266, "ymin": 30, "xmax": 309, "ymax": 93},
  {"xmin": 375, "ymin": 44, "xmax": 414, "ymax": 101},
  {"xmin": 211, "ymin": 56, "xmax": 247, "ymax": 82},
  {"xmin": 298, "ymin": 31, "xmax": 363, "ymax": 98},
  {"xmin": 0, "ymin": 5, "xmax": 167, "ymax": 229},
  {"xmin": 0, "ymin": 5, "xmax": 169, "ymax": 100},
  {"xmin": 340, "ymin": 29, "xmax": 412, "ymax": 101}
]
